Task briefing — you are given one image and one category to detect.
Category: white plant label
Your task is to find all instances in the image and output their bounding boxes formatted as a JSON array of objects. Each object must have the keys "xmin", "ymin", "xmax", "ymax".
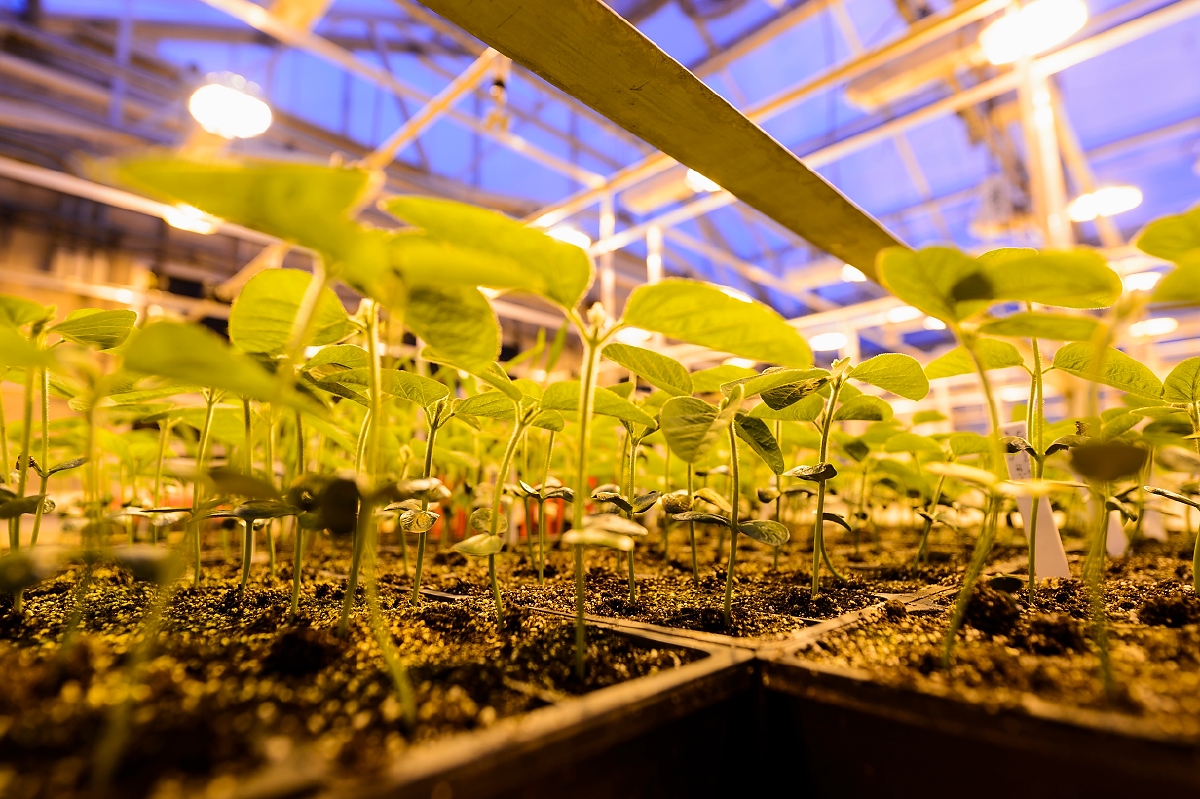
[
  {"xmin": 1106, "ymin": 511, "xmax": 1129, "ymax": 556},
  {"xmin": 1001, "ymin": 421, "xmax": 1071, "ymax": 579},
  {"xmin": 1142, "ymin": 506, "xmax": 1168, "ymax": 542}
]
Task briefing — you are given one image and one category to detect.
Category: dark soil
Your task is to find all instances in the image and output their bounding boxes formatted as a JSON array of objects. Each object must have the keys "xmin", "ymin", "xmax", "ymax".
[
  {"xmin": 0, "ymin": 548, "xmax": 699, "ymax": 799},
  {"xmin": 796, "ymin": 540, "xmax": 1200, "ymax": 738}
]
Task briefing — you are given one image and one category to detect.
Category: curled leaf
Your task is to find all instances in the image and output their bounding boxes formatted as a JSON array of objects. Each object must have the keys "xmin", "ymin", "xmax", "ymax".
[
  {"xmin": 631, "ymin": 491, "xmax": 661, "ymax": 514},
  {"xmin": 452, "ymin": 533, "xmax": 504, "ymax": 557},
  {"xmin": 661, "ymin": 492, "xmax": 693, "ymax": 514},
  {"xmin": 469, "ymin": 507, "xmax": 508, "ymax": 535},
  {"xmin": 693, "ymin": 487, "xmax": 732, "ymax": 513},
  {"xmin": 670, "ymin": 511, "xmax": 730, "ymax": 527},
  {"xmin": 1070, "ymin": 442, "xmax": 1149, "ymax": 482},
  {"xmin": 561, "ymin": 530, "xmax": 634, "ymax": 552},
  {"xmin": 737, "ymin": 519, "xmax": 789, "ymax": 545},
  {"xmin": 784, "ymin": 462, "xmax": 837, "ymax": 482}
]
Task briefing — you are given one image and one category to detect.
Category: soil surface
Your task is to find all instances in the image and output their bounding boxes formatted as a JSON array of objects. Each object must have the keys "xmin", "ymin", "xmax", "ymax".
[
  {"xmin": 795, "ymin": 539, "xmax": 1200, "ymax": 739},
  {"xmin": 0, "ymin": 545, "xmax": 699, "ymax": 799}
]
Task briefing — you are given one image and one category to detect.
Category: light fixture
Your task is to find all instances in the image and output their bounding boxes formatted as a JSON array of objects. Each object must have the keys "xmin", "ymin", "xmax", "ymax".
[
  {"xmin": 164, "ymin": 203, "xmax": 218, "ymax": 235},
  {"xmin": 684, "ymin": 169, "xmax": 722, "ymax": 193},
  {"xmin": 717, "ymin": 285, "xmax": 753, "ymax": 303},
  {"xmin": 546, "ymin": 225, "xmax": 592, "ymax": 249},
  {"xmin": 478, "ymin": 287, "xmax": 501, "ymax": 299},
  {"xmin": 615, "ymin": 326, "xmax": 653, "ymax": 345},
  {"xmin": 885, "ymin": 305, "xmax": 923, "ymax": 324},
  {"xmin": 1067, "ymin": 185, "xmax": 1143, "ymax": 222},
  {"xmin": 1129, "ymin": 317, "xmax": 1178, "ymax": 338},
  {"xmin": 809, "ymin": 331, "xmax": 848, "ymax": 352},
  {"xmin": 723, "ymin": 357, "xmax": 757, "ymax": 369},
  {"xmin": 112, "ymin": 288, "xmax": 136, "ymax": 305},
  {"xmin": 979, "ymin": 0, "xmax": 1088, "ymax": 65},
  {"xmin": 188, "ymin": 73, "xmax": 272, "ymax": 139},
  {"xmin": 304, "ymin": 345, "xmax": 325, "ymax": 358},
  {"xmin": 842, "ymin": 264, "xmax": 867, "ymax": 283},
  {"xmin": 1123, "ymin": 271, "xmax": 1162, "ymax": 293},
  {"xmin": 999, "ymin": 385, "xmax": 1030, "ymax": 402},
  {"xmin": 924, "ymin": 317, "xmax": 947, "ymax": 331}
]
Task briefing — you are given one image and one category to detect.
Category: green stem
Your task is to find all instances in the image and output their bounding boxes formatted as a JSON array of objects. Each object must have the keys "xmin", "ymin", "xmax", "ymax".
[
  {"xmin": 662, "ymin": 445, "xmax": 671, "ymax": 560},
  {"xmin": 1085, "ymin": 484, "xmax": 1114, "ymax": 697},
  {"xmin": 289, "ymin": 412, "xmax": 306, "ymax": 621},
  {"xmin": 914, "ymin": 475, "xmax": 947, "ymax": 570},
  {"xmin": 537, "ymin": 431, "xmax": 555, "ymax": 585},
  {"xmin": 570, "ymin": 321, "xmax": 603, "ymax": 675},
  {"xmin": 484, "ymin": 409, "xmax": 525, "ymax": 624},
  {"xmin": 723, "ymin": 423, "xmax": 741, "ymax": 625},
  {"xmin": 687, "ymin": 464, "xmax": 698, "ymax": 586},
  {"xmin": 773, "ymin": 420, "xmax": 782, "ymax": 569},
  {"xmin": 189, "ymin": 392, "xmax": 218, "ymax": 586},
  {"xmin": 265, "ymin": 413, "xmax": 277, "ymax": 578},
  {"xmin": 626, "ymin": 430, "xmax": 638, "ymax": 603},
  {"xmin": 10, "ymin": 364, "xmax": 34, "ymax": 553},
  {"xmin": 811, "ymin": 379, "xmax": 844, "ymax": 599},
  {"xmin": 238, "ymin": 519, "xmax": 255, "ymax": 601},
  {"xmin": 29, "ymin": 365, "xmax": 49, "ymax": 547},
  {"xmin": 410, "ymin": 414, "xmax": 439, "ymax": 606}
]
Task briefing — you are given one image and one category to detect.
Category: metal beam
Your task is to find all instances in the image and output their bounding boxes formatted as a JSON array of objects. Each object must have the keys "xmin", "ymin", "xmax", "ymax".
[{"xmin": 419, "ymin": 0, "xmax": 905, "ymax": 277}]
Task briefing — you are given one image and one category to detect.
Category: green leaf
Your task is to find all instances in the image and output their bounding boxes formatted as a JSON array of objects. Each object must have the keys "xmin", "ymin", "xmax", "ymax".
[
  {"xmin": 948, "ymin": 432, "xmax": 990, "ymax": 457},
  {"xmin": 334, "ymin": 368, "xmax": 449, "ymax": 409},
  {"xmin": 622, "ymin": 279, "xmax": 812, "ymax": 366},
  {"xmin": 468, "ymin": 507, "xmax": 509, "ymax": 536},
  {"xmin": 1163, "ymin": 358, "xmax": 1200, "ymax": 403},
  {"xmin": 1070, "ymin": 441, "xmax": 1148, "ymax": 481},
  {"xmin": 229, "ymin": 269, "xmax": 349, "ymax": 355},
  {"xmin": 206, "ymin": 467, "xmax": 281, "ymax": 500},
  {"xmin": 721, "ymin": 367, "xmax": 828, "ymax": 400},
  {"xmin": 734, "ymin": 414, "xmax": 784, "ymax": 474},
  {"xmin": 583, "ymin": 513, "xmax": 648, "ymax": 537},
  {"xmin": 383, "ymin": 196, "xmax": 593, "ymax": 310},
  {"xmin": 912, "ymin": 410, "xmax": 946, "ymax": 424},
  {"xmin": 1052, "ymin": 343, "xmax": 1163, "ymax": 398},
  {"xmin": 123, "ymin": 322, "xmax": 296, "ymax": 406},
  {"xmin": 455, "ymin": 391, "xmax": 516, "ymax": 420},
  {"xmin": 833, "ymin": 395, "xmax": 893, "ymax": 422},
  {"xmin": 670, "ymin": 511, "xmax": 730, "ymax": 527},
  {"xmin": 1136, "ymin": 206, "xmax": 1200, "ymax": 266},
  {"xmin": 541, "ymin": 381, "xmax": 655, "ymax": 426},
  {"xmin": 422, "ymin": 350, "xmax": 521, "ymax": 401},
  {"xmin": 1150, "ymin": 265, "xmax": 1200, "ymax": 305},
  {"xmin": 602, "ymin": 342, "xmax": 692, "ymax": 396},
  {"xmin": 737, "ymin": 519, "xmax": 789, "ymax": 546},
  {"xmin": 849, "ymin": 354, "xmax": 928, "ymax": 400},
  {"xmin": 303, "ymin": 344, "xmax": 369, "ymax": 378},
  {"xmin": 878, "ymin": 247, "xmax": 991, "ymax": 323},
  {"xmin": 978, "ymin": 312, "xmax": 1100, "ymax": 341},
  {"xmin": 0, "ymin": 326, "xmax": 51, "ymax": 368},
  {"xmin": 560, "ymin": 529, "xmax": 634, "ymax": 551},
  {"xmin": 114, "ymin": 155, "xmax": 381, "ymax": 259},
  {"xmin": 0, "ymin": 294, "xmax": 51, "ymax": 328},
  {"xmin": 983, "ymin": 250, "xmax": 1121, "ymax": 310},
  {"xmin": 749, "ymin": 393, "xmax": 823, "ymax": 422},
  {"xmin": 406, "ymin": 284, "xmax": 500, "ymax": 369},
  {"xmin": 531, "ymin": 409, "xmax": 565, "ymax": 432},
  {"xmin": 925, "ymin": 339, "xmax": 1023, "ymax": 380},
  {"xmin": 690, "ymin": 364, "xmax": 758, "ymax": 394},
  {"xmin": 659, "ymin": 396, "xmax": 735, "ymax": 464},
  {"xmin": 50, "ymin": 309, "xmax": 137, "ymax": 350},
  {"xmin": 883, "ymin": 432, "xmax": 942, "ymax": 454},
  {"xmin": 451, "ymin": 532, "xmax": 505, "ymax": 557}
]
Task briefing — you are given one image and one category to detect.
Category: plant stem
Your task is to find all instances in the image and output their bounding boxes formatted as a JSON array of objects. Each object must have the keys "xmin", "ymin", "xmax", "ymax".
[
  {"xmin": 625, "ymin": 430, "xmax": 638, "ymax": 603},
  {"xmin": 687, "ymin": 464, "xmax": 698, "ymax": 586},
  {"xmin": 485, "ymin": 408, "xmax": 525, "ymax": 624},
  {"xmin": 29, "ymin": 365, "xmax": 50, "ymax": 547},
  {"xmin": 289, "ymin": 411, "xmax": 306, "ymax": 620},
  {"xmin": 913, "ymin": 475, "xmax": 947, "ymax": 570},
  {"xmin": 662, "ymin": 445, "xmax": 671, "ymax": 560},
  {"xmin": 811, "ymin": 379, "xmax": 844, "ymax": 599},
  {"xmin": 570, "ymin": 320, "xmax": 603, "ymax": 676},
  {"xmin": 410, "ymin": 413, "xmax": 439, "ymax": 606},
  {"xmin": 537, "ymin": 431, "xmax": 555, "ymax": 585},
  {"xmin": 1085, "ymin": 484, "xmax": 1114, "ymax": 697},
  {"xmin": 10, "ymin": 364, "xmax": 34, "ymax": 553},
  {"xmin": 189, "ymin": 392, "xmax": 218, "ymax": 586},
  {"xmin": 265, "ymin": 413, "xmax": 277, "ymax": 577},
  {"xmin": 153, "ymin": 420, "xmax": 171, "ymax": 510},
  {"xmin": 238, "ymin": 519, "xmax": 255, "ymax": 601},
  {"xmin": 723, "ymin": 423, "xmax": 741, "ymax": 625},
  {"xmin": 773, "ymin": 420, "xmax": 782, "ymax": 569}
]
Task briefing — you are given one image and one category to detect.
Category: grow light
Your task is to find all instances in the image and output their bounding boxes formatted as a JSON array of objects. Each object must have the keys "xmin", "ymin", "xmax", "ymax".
[
  {"xmin": 924, "ymin": 317, "xmax": 947, "ymax": 331},
  {"xmin": 163, "ymin": 203, "xmax": 218, "ymax": 235},
  {"xmin": 980, "ymin": 0, "xmax": 1088, "ymax": 65},
  {"xmin": 546, "ymin": 226, "xmax": 592, "ymax": 249},
  {"xmin": 723, "ymin": 357, "xmax": 756, "ymax": 368},
  {"xmin": 842, "ymin": 264, "xmax": 867, "ymax": 283},
  {"xmin": 1067, "ymin": 186, "xmax": 1143, "ymax": 222},
  {"xmin": 809, "ymin": 331, "xmax": 848, "ymax": 352},
  {"xmin": 684, "ymin": 169, "xmax": 722, "ymax": 193},
  {"xmin": 188, "ymin": 73, "xmax": 272, "ymax": 139},
  {"xmin": 885, "ymin": 305, "xmax": 923, "ymax": 324},
  {"xmin": 1129, "ymin": 317, "xmax": 1178, "ymax": 338},
  {"xmin": 615, "ymin": 326, "xmax": 653, "ymax": 345},
  {"xmin": 1123, "ymin": 271, "xmax": 1162, "ymax": 292},
  {"xmin": 999, "ymin": 385, "xmax": 1029, "ymax": 402}
]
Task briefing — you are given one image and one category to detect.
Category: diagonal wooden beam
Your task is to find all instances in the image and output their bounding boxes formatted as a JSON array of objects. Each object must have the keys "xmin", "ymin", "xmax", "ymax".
[{"xmin": 414, "ymin": 0, "xmax": 906, "ymax": 278}]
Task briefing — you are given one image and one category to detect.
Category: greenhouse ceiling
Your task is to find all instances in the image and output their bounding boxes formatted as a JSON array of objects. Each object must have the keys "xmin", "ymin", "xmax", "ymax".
[{"xmin": 0, "ymin": 0, "xmax": 1198, "ymax": 374}]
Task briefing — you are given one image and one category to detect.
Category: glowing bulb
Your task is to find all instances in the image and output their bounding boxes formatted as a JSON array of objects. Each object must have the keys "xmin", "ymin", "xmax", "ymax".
[
  {"xmin": 684, "ymin": 169, "xmax": 722, "ymax": 193},
  {"xmin": 615, "ymin": 326, "xmax": 653, "ymax": 345},
  {"xmin": 717, "ymin": 285, "xmax": 753, "ymax": 303},
  {"xmin": 164, "ymin": 203, "xmax": 218, "ymax": 234},
  {"xmin": 999, "ymin": 385, "xmax": 1029, "ymax": 402},
  {"xmin": 1123, "ymin": 271, "xmax": 1161, "ymax": 293},
  {"xmin": 809, "ymin": 331, "xmax": 848, "ymax": 352},
  {"xmin": 924, "ymin": 317, "xmax": 947, "ymax": 331},
  {"xmin": 1129, "ymin": 317, "xmax": 1178, "ymax": 338},
  {"xmin": 1067, "ymin": 186, "xmax": 1143, "ymax": 222},
  {"xmin": 478, "ymin": 287, "xmax": 501, "ymax": 299},
  {"xmin": 885, "ymin": 305, "xmax": 923, "ymax": 324},
  {"xmin": 304, "ymin": 346, "xmax": 324, "ymax": 358},
  {"xmin": 547, "ymin": 226, "xmax": 592, "ymax": 249},
  {"xmin": 980, "ymin": 0, "xmax": 1088, "ymax": 65},
  {"xmin": 842, "ymin": 264, "xmax": 867, "ymax": 283},
  {"xmin": 113, "ymin": 288, "xmax": 136, "ymax": 305},
  {"xmin": 188, "ymin": 74, "xmax": 272, "ymax": 139},
  {"xmin": 723, "ymin": 357, "xmax": 756, "ymax": 369}
]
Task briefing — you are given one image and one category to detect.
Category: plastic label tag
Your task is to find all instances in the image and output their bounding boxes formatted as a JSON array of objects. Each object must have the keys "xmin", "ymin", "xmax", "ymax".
[{"xmin": 1001, "ymin": 421, "xmax": 1071, "ymax": 579}]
